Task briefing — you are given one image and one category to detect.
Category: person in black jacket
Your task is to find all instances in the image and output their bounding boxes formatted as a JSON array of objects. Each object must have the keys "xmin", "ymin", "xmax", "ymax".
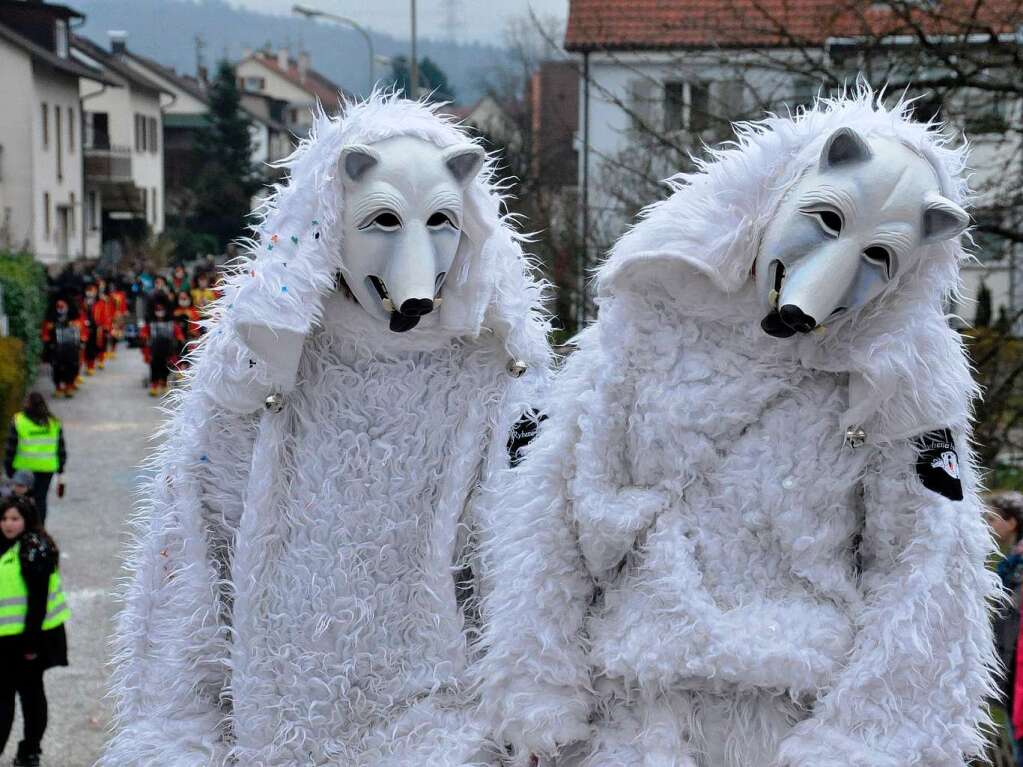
[{"xmin": 0, "ymin": 496, "xmax": 69, "ymax": 767}]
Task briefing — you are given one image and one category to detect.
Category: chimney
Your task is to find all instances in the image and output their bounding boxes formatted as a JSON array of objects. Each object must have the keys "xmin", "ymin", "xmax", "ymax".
[
  {"xmin": 277, "ymin": 47, "xmax": 289, "ymax": 71},
  {"xmin": 298, "ymin": 51, "xmax": 310, "ymax": 82},
  {"xmin": 108, "ymin": 30, "xmax": 127, "ymax": 54}
]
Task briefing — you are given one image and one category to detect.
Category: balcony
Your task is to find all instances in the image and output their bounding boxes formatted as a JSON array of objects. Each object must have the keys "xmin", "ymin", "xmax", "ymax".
[{"xmin": 85, "ymin": 144, "xmax": 132, "ymax": 183}]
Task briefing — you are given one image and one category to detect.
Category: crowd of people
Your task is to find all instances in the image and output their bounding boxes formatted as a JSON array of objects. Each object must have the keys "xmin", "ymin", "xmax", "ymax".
[{"xmin": 44, "ymin": 262, "xmax": 221, "ymax": 398}]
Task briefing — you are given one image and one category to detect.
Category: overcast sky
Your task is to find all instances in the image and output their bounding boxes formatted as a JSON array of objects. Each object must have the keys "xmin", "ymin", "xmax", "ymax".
[{"xmin": 229, "ymin": 0, "xmax": 569, "ymax": 45}]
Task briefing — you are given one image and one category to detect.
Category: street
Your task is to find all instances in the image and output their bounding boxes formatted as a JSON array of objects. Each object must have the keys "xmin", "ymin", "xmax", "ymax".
[{"xmin": 0, "ymin": 350, "xmax": 163, "ymax": 766}]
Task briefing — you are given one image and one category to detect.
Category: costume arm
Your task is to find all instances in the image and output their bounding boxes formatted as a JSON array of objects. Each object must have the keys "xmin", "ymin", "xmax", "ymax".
[
  {"xmin": 777, "ymin": 435, "xmax": 997, "ymax": 767},
  {"xmin": 475, "ymin": 359, "xmax": 595, "ymax": 764},
  {"xmin": 101, "ymin": 388, "xmax": 255, "ymax": 767}
]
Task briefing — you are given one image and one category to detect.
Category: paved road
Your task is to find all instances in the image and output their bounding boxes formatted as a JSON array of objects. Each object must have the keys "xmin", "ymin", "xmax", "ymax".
[{"xmin": 0, "ymin": 349, "xmax": 163, "ymax": 767}]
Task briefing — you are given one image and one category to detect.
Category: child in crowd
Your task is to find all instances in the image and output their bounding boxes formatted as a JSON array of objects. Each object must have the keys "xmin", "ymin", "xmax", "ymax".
[
  {"xmin": 140, "ymin": 295, "xmax": 184, "ymax": 396},
  {"xmin": 80, "ymin": 282, "xmax": 107, "ymax": 375},
  {"xmin": 40, "ymin": 296, "xmax": 81, "ymax": 399},
  {"xmin": 172, "ymin": 291, "xmax": 202, "ymax": 370}
]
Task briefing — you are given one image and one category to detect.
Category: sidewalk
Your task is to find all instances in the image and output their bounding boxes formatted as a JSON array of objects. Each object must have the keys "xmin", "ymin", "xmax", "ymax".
[{"xmin": 0, "ymin": 349, "xmax": 164, "ymax": 766}]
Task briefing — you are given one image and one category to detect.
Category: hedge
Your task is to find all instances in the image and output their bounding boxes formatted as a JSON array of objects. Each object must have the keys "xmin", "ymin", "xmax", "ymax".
[
  {"xmin": 0, "ymin": 336, "xmax": 26, "ymax": 467},
  {"xmin": 0, "ymin": 251, "xmax": 47, "ymax": 384}
]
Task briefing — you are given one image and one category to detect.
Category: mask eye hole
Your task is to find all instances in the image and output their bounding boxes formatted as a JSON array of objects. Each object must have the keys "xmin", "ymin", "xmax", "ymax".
[
  {"xmin": 361, "ymin": 211, "xmax": 401, "ymax": 231},
  {"xmin": 427, "ymin": 212, "xmax": 457, "ymax": 229},
  {"xmin": 864, "ymin": 245, "xmax": 894, "ymax": 279},
  {"xmin": 802, "ymin": 206, "xmax": 843, "ymax": 237}
]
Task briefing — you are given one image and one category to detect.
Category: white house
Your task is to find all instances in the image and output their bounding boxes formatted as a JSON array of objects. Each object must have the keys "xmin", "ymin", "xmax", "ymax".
[
  {"xmin": 0, "ymin": 1, "xmax": 113, "ymax": 265},
  {"xmin": 235, "ymin": 47, "xmax": 345, "ymax": 136},
  {"xmin": 116, "ymin": 48, "xmax": 292, "ymax": 219},
  {"xmin": 72, "ymin": 31, "xmax": 170, "ymax": 263},
  {"xmin": 565, "ymin": 0, "xmax": 1023, "ymax": 325}
]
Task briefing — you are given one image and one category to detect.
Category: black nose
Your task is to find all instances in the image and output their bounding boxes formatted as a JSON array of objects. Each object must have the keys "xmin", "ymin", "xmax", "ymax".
[
  {"xmin": 398, "ymin": 298, "xmax": 434, "ymax": 317},
  {"xmin": 778, "ymin": 304, "xmax": 817, "ymax": 333}
]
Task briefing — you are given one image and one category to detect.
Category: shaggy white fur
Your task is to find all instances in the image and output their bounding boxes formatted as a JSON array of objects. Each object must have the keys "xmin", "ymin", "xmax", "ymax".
[
  {"xmin": 100, "ymin": 94, "xmax": 551, "ymax": 767},
  {"xmin": 474, "ymin": 89, "xmax": 998, "ymax": 767}
]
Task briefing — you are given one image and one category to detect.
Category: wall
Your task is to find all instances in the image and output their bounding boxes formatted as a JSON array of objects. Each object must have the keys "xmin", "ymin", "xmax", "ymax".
[
  {"xmin": 31, "ymin": 60, "xmax": 84, "ymax": 264},
  {"xmin": 0, "ymin": 38, "xmax": 35, "ymax": 253}
]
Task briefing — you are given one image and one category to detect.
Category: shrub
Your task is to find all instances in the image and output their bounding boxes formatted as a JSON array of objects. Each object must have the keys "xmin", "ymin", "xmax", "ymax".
[
  {"xmin": 0, "ymin": 336, "xmax": 26, "ymax": 467},
  {"xmin": 0, "ymin": 251, "xmax": 48, "ymax": 383}
]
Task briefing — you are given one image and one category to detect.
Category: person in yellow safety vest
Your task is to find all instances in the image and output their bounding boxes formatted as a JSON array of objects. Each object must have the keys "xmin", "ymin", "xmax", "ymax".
[
  {"xmin": 4, "ymin": 393, "xmax": 66, "ymax": 525},
  {"xmin": 0, "ymin": 495, "xmax": 69, "ymax": 767}
]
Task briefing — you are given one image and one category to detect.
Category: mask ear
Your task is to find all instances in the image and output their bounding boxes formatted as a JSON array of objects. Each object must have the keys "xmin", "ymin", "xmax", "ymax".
[
  {"xmin": 442, "ymin": 144, "xmax": 485, "ymax": 187},
  {"xmin": 339, "ymin": 144, "xmax": 380, "ymax": 182},
  {"xmin": 922, "ymin": 191, "xmax": 969, "ymax": 243},
  {"xmin": 820, "ymin": 127, "xmax": 872, "ymax": 171}
]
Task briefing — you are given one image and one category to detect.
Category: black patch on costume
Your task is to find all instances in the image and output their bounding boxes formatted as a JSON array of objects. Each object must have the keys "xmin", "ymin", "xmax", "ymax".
[
  {"xmin": 914, "ymin": 428, "xmax": 964, "ymax": 501},
  {"xmin": 507, "ymin": 408, "xmax": 547, "ymax": 467}
]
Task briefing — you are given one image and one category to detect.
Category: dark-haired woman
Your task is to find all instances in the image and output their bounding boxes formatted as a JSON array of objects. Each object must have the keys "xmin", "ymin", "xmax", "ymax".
[
  {"xmin": 0, "ymin": 495, "xmax": 69, "ymax": 767},
  {"xmin": 3, "ymin": 394, "xmax": 66, "ymax": 524}
]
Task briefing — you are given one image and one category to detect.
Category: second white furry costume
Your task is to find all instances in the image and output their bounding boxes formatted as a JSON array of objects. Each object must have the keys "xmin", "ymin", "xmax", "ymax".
[
  {"xmin": 100, "ymin": 95, "xmax": 550, "ymax": 767},
  {"xmin": 476, "ymin": 92, "xmax": 997, "ymax": 766}
]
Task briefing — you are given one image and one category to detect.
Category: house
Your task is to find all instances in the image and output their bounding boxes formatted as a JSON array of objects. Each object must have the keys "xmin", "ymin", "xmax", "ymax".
[
  {"xmin": 115, "ymin": 46, "xmax": 292, "ymax": 221},
  {"xmin": 565, "ymin": 0, "xmax": 1023, "ymax": 323},
  {"xmin": 0, "ymin": 0, "xmax": 113, "ymax": 265},
  {"xmin": 235, "ymin": 47, "xmax": 346, "ymax": 136},
  {"xmin": 72, "ymin": 32, "xmax": 170, "ymax": 264}
]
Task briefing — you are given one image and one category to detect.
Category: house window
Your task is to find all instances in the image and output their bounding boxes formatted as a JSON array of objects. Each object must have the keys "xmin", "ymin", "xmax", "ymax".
[
  {"xmin": 243, "ymin": 76, "xmax": 266, "ymax": 91},
  {"xmin": 148, "ymin": 117, "xmax": 158, "ymax": 153},
  {"xmin": 55, "ymin": 20, "xmax": 68, "ymax": 58},
  {"xmin": 43, "ymin": 193, "xmax": 50, "ymax": 239},
  {"xmin": 152, "ymin": 188, "xmax": 158, "ymax": 224},
  {"xmin": 55, "ymin": 107, "xmax": 63, "ymax": 181},
  {"xmin": 663, "ymin": 81, "xmax": 710, "ymax": 133},
  {"xmin": 86, "ymin": 191, "xmax": 99, "ymax": 231},
  {"xmin": 69, "ymin": 192, "xmax": 76, "ymax": 235},
  {"xmin": 141, "ymin": 187, "xmax": 148, "ymax": 220},
  {"xmin": 41, "ymin": 103, "xmax": 48, "ymax": 149},
  {"xmin": 68, "ymin": 106, "xmax": 74, "ymax": 153},
  {"xmin": 135, "ymin": 114, "xmax": 144, "ymax": 152}
]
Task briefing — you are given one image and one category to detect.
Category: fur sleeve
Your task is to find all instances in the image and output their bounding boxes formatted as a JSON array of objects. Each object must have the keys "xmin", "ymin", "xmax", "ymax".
[
  {"xmin": 100, "ymin": 388, "xmax": 258, "ymax": 767},
  {"xmin": 473, "ymin": 353, "xmax": 596, "ymax": 763},
  {"xmin": 776, "ymin": 433, "xmax": 998, "ymax": 767}
]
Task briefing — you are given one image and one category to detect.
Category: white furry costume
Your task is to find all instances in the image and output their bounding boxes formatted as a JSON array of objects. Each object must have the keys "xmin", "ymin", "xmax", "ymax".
[
  {"xmin": 475, "ymin": 93, "xmax": 997, "ymax": 766},
  {"xmin": 101, "ymin": 96, "xmax": 550, "ymax": 767}
]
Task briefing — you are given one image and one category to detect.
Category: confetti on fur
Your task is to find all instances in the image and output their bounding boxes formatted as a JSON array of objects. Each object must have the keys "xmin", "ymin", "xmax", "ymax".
[
  {"xmin": 100, "ymin": 91, "xmax": 551, "ymax": 767},
  {"xmin": 473, "ymin": 86, "xmax": 999, "ymax": 767}
]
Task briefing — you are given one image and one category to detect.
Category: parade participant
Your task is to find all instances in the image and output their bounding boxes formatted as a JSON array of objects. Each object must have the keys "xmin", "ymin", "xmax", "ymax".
[
  {"xmin": 0, "ymin": 495, "xmax": 70, "ymax": 767},
  {"xmin": 170, "ymin": 264, "xmax": 190, "ymax": 295},
  {"xmin": 97, "ymin": 277, "xmax": 116, "ymax": 364},
  {"xmin": 80, "ymin": 281, "xmax": 107, "ymax": 375},
  {"xmin": 4, "ymin": 393, "xmax": 66, "ymax": 525},
  {"xmin": 40, "ymin": 295, "xmax": 81, "ymax": 399},
  {"xmin": 102, "ymin": 94, "xmax": 550, "ymax": 767},
  {"xmin": 475, "ymin": 90, "xmax": 994, "ymax": 766},
  {"xmin": 139, "ymin": 295, "xmax": 184, "ymax": 397},
  {"xmin": 189, "ymin": 271, "xmax": 217, "ymax": 313},
  {"xmin": 172, "ymin": 291, "xmax": 202, "ymax": 344}
]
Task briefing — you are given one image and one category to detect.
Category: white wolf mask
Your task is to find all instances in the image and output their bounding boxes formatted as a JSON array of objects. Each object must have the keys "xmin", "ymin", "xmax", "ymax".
[
  {"xmin": 339, "ymin": 136, "xmax": 485, "ymax": 332},
  {"xmin": 755, "ymin": 127, "xmax": 968, "ymax": 337}
]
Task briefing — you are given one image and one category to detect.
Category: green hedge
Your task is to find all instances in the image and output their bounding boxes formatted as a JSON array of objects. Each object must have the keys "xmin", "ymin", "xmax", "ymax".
[
  {"xmin": 0, "ymin": 251, "xmax": 47, "ymax": 384},
  {"xmin": 0, "ymin": 336, "xmax": 26, "ymax": 468}
]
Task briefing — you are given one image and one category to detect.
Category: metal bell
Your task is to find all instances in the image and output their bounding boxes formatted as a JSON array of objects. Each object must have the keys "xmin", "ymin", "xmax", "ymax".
[
  {"xmin": 264, "ymin": 392, "xmax": 286, "ymax": 413},
  {"xmin": 507, "ymin": 359, "xmax": 528, "ymax": 378},
  {"xmin": 844, "ymin": 425, "xmax": 867, "ymax": 449}
]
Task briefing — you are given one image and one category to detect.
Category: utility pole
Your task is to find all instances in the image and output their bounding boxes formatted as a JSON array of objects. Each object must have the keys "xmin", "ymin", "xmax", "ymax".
[{"xmin": 409, "ymin": 0, "xmax": 418, "ymax": 99}]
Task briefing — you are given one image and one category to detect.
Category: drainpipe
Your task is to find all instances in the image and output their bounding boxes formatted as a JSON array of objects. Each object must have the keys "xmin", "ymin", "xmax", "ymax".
[{"xmin": 580, "ymin": 50, "xmax": 590, "ymax": 328}]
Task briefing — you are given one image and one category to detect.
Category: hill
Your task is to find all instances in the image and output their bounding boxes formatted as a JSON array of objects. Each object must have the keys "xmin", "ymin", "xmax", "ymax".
[{"xmin": 72, "ymin": 0, "xmax": 507, "ymax": 105}]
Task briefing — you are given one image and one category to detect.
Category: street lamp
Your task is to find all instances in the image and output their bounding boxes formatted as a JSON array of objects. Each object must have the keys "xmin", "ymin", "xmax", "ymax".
[{"xmin": 292, "ymin": 4, "xmax": 375, "ymax": 94}]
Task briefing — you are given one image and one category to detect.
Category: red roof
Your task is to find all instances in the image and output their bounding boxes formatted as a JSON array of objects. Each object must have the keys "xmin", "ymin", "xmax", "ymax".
[
  {"xmin": 244, "ymin": 51, "xmax": 346, "ymax": 106},
  {"xmin": 565, "ymin": 0, "xmax": 1022, "ymax": 51}
]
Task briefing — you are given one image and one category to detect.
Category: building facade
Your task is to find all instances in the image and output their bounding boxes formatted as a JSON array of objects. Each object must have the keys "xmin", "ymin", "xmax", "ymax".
[{"xmin": 0, "ymin": 0, "xmax": 111, "ymax": 265}]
